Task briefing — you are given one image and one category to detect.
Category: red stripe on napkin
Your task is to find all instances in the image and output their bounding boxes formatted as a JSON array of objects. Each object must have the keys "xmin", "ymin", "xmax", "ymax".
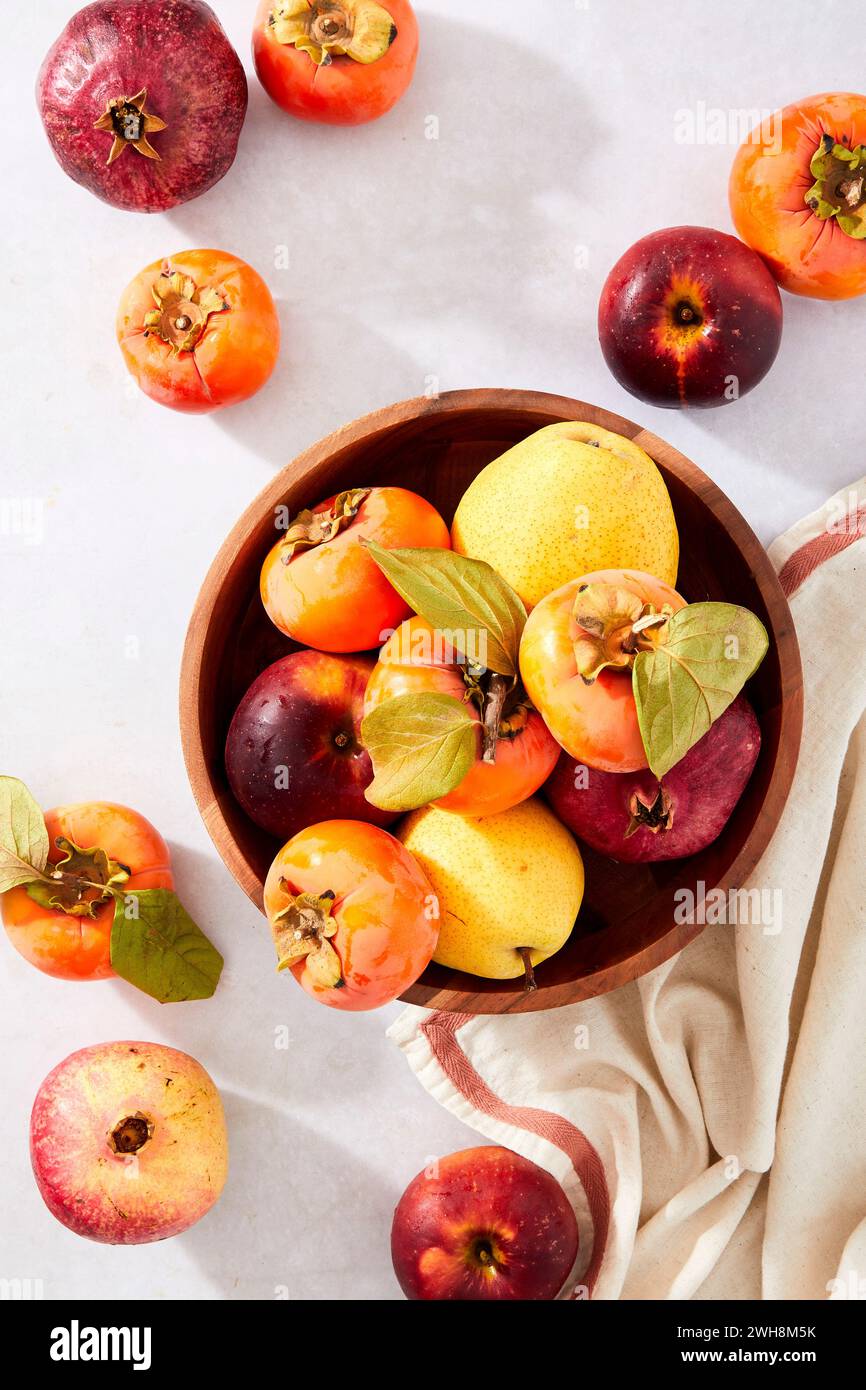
[
  {"xmin": 778, "ymin": 503, "xmax": 866, "ymax": 598},
  {"xmin": 421, "ymin": 1009, "xmax": 611, "ymax": 1297}
]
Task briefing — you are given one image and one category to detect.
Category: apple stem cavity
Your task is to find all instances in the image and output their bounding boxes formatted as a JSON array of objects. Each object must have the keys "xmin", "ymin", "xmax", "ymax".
[
  {"xmin": 471, "ymin": 1237, "xmax": 498, "ymax": 1270},
  {"xmin": 674, "ymin": 299, "xmax": 701, "ymax": 326},
  {"xmin": 518, "ymin": 947, "xmax": 537, "ymax": 993}
]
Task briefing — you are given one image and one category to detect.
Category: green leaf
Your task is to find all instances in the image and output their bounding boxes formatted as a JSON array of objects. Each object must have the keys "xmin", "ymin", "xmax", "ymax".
[
  {"xmin": 633, "ymin": 602, "xmax": 769, "ymax": 779},
  {"xmin": 0, "ymin": 776, "xmax": 50, "ymax": 893},
  {"xmin": 363, "ymin": 541, "xmax": 526, "ymax": 677},
  {"xmin": 110, "ymin": 889, "xmax": 223, "ymax": 1003},
  {"xmin": 362, "ymin": 692, "xmax": 478, "ymax": 811}
]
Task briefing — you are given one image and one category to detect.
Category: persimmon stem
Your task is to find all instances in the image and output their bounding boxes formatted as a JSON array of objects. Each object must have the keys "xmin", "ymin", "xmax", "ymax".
[{"xmin": 481, "ymin": 674, "xmax": 509, "ymax": 764}]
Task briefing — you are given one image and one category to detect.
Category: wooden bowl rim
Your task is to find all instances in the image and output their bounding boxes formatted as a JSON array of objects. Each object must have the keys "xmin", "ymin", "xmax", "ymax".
[{"xmin": 179, "ymin": 387, "xmax": 803, "ymax": 1014}]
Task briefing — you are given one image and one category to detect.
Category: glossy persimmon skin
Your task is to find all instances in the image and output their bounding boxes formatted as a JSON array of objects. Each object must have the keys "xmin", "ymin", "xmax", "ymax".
[
  {"xmin": 263, "ymin": 820, "xmax": 437, "ymax": 1010},
  {"xmin": 519, "ymin": 570, "xmax": 687, "ymax": 773},
  {"xmin": 260, "ymin": 486, "xmax": 450, "ymax": 652},
  {"xmin": 117, "ymin": 249, "xmax": 280, "ymax": 413},
  {"xmin": 2, "ymin": 803, "xmax": 173, "ymax": 981},
  {"xmin": 730, "ymin": 92, "xmax": 866, "ymax": 300},
  {"xmin": 252, "ymin": 0, "xmax": 418, "ymax": 126},
  {"xmin": 364, "ymin": 617, "xmax": 560, "ymax": 815}
]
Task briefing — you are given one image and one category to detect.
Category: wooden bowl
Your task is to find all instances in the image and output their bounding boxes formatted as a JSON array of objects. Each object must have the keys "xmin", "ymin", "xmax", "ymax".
[{"xmin": 180, "ymin": 389, "xmax": 803, "ymax": 1015}]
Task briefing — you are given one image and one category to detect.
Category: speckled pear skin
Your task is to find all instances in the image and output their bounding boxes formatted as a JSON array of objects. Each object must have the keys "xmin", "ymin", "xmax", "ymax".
[
  {"xmin": 37, "ymin": 0, "xmax": 248, "ymax": 213},
  {"xmin": 451, "ymin": 422, "xmax": 679, "ymax": 608},
  {"xmin": 398, "ymin": 797, "xmax": 584, "ymax": 979}
]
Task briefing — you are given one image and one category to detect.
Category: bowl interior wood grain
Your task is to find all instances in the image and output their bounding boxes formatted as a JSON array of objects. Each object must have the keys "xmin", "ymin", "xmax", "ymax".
[{"xmin": 180, "ymin": 389, "xmax": 803, "ymax": 1015}]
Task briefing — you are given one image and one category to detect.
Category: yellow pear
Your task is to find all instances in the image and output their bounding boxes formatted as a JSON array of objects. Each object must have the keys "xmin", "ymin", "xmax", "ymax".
[
  {"xmin": 397, "ymin": 798, "xmax": 584, "ymax": 981},
  {"xmin": 451, "ymin": 421, "xmax": 679, "ymax": 608}
]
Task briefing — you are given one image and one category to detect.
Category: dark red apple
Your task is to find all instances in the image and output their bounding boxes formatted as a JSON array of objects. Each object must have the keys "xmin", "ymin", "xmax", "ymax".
[
  {"xmin": 37, "ymin": 0, "xmax": 247, "ymax": 213},
  {"xmin": 225, "ymin": 650, "xmax": 397, "ymax": 841},
  {"xmin": 545, "ymin": 695, "xmax": 761, "ymax": 863},
  {"xmin": 598, "ymin": 226, "xmax": 782, "ymax": 408},
  {"xmin": 391, "ymin": 1146, "xmax": 578, "ymax": 1301}
]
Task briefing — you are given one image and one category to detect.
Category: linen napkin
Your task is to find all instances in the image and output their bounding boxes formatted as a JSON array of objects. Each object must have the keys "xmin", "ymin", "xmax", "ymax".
[{"xmin": 388, "ymin": 478, "xmax": 866, "ymax": 1300}]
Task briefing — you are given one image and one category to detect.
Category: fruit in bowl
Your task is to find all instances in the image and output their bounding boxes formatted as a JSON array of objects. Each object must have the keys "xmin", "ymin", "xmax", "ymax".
[
  {"xmin": 362, "ymin": 616, "xmax": 559, "ymax": 816},
  {"xmin": 117, "ymin": 250, "xmax": 281, "ymax": 414},
  {"xmin": 520, "ymin": 569, "xmax": 769, "ymax": 779},
  {"xmin": 391, "ymin": 1146, "xmax": 578, "ymax": 1300},
  {"xmin": 37, "ymin": 0, "xmax": 247, "ymax": 213},
  {"xmin": 451, "ymin": 422, "xmax": 679, "ymax": 608},
  {"xmin": 180, "ymin": 390, "xmax": 802, "ymax": 1013},
  {"xmin": 30, "ymin": 1041, "xmax": 227, "ymax": 1244},
  {"xmin": 730, "ymin": 93, "xmax": 866, "ymax": 300},
  {"xmin": 0, "ymin": 777, "xmax": 222, "ymax": 1002},
  {"xmin": 253, "ymin": 0, "xmax": 419, "ymax": 126},
  {"xmin": 226, "ymin": 650, "xmax": 397, "ymax": 840},
  {"xmin": 260, "ymin": 486, "xmax": 450, "ymax": 652},
  {"xmin": 598, "ymin": 226, "xmax": 783, "ymax": 408},
  {"xmin": 545, "ymin": 695, "xmax": 761, "ymax": 863},
  {"xmin": 397, "ymin": 799, "xmax": 584, "ymax": 986},
  {"xmin": 263, "ymin": 819, "xmax": 437, "ymax": 1009},
  {"xmin": 520, "ymin": 569, "xmax": 686, "ymax": 772}
]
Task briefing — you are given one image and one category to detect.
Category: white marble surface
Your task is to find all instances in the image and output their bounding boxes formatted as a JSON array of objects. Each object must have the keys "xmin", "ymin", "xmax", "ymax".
[{"xmin": 1, "ymin": 0, "xmax": 862, "ymax": 1300}]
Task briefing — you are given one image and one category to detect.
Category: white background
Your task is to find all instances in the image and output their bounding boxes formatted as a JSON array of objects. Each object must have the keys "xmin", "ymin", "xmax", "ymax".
[{"xmin": 2, "ymin": 0, "xmax": 863, "ymax": 1300}]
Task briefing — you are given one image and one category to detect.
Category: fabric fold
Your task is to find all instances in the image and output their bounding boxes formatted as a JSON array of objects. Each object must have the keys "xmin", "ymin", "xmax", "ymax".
[{"xmin": 389, "ymin": 477, "xmax": 866, "ymax": 1301}]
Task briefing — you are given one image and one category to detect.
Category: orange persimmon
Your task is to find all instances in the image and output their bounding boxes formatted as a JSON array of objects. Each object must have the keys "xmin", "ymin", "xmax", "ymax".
[
  {"xmin": 519, "ymin": 570, "xmax": 687, "ymax": 773},
  {"xmin": 730, "ymin": 92, "xmax": 866, "ymax": 300},
  {"xmin": 260, "ymin": 485, "xmax": 450, "ymax": 652},
  {"xmin": 2, "ymin": 803, "xmax": 173, "ymax": 981},
  {"xmin": 263, "ymin": 819, "xmax": 437, "ymax": 1010},
  {"xmin": 364, "ymin": 617, "xmax": 560, "ymax": 815},
  {"xmin": 252, "ymin": 0, "xmax": 418, "ymax": 126},
  {"xmin": 117, "ymin": 249, "xmax": 280, "ymax": 413}
]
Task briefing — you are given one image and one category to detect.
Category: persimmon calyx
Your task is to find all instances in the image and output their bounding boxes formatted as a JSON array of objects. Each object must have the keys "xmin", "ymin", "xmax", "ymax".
[
  {"xmin": 625, "ymin": 787, "xmax": 673, "ymax": 839},
  {"xmin": 280, "ymin": 488, "xmax": 370, "ymax": 563},
  {"xmin": 93, "ymin": 88, "xmax": 167, "ymax": 165},
  {"xmin": 269, "ymin": 0, "xmax": 397, "ymax": 66},
  {"xmin": 143, "ymin": 270, "xmax": 229, "ymax": 354},
  {"xmin": 271, "ymin": 887, "xmax": 344, "ymax": 988},
  {"xmin": 572, "ymin": 582, "xmax": 672, "ymax": 682},
  {"xmin": 805, "ymin": 135, "xmax": 866, "ymax": 238},
  {"xmin": 24, "ymin": 837, "xmax": 130, "ymax": 918}
]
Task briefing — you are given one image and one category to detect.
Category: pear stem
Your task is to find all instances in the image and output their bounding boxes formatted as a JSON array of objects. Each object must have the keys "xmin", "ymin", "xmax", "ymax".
[{"xmin": 518, "ymin": 947, "xmax": 537, "ymax": 993}]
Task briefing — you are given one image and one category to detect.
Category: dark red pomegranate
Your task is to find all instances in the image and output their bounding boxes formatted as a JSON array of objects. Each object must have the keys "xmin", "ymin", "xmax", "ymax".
[
  {"xmin": 545, "ymin": 695, "xmax": 761, "ymax": 863},
  {"xmin": 37, "ymin": 0, "xmax": 248, "ymax": 213}
]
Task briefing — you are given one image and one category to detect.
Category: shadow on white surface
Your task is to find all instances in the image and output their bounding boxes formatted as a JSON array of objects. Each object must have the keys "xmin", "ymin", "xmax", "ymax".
[
  {"xmin": 163, "ymin": 13, "xmax": 602, "ymax": 470},
  {"xmin": 180, "ymin": 1091, "xmax": 403, "ymax": 1299}
]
